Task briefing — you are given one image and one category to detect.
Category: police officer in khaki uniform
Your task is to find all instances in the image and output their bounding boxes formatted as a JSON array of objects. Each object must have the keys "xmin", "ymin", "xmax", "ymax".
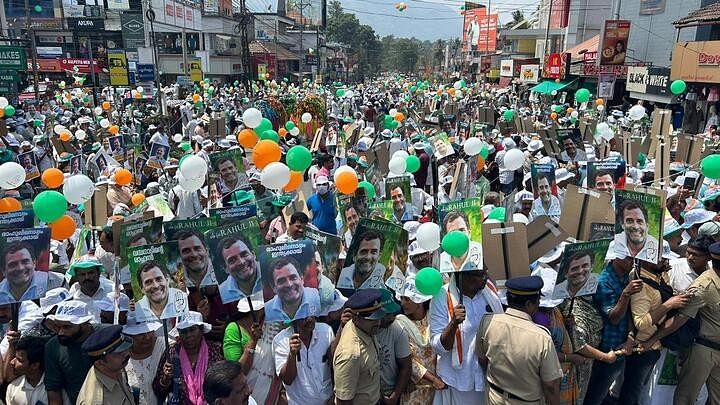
[
  {"xmin": 643, "ymin": 241, "xmax": 720, "ymax": 403},
  {"xmin": 77, "ymin": 324, "xmax": 136, "ymax": 405},
  {"xmin": 476, "ymin": 276, "xmax": 563, "ymax": 405},
  {"xmin": 333, "ymin": 288, "xmax": 389, "ymax": 404}
]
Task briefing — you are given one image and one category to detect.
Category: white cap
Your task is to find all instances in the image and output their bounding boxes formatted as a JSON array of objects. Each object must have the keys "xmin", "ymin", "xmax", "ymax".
[
  {"xmin": 48, "ymin": 301, "xmax": 94, "ymax": 324},
  {"xmin": 40, "ymin": 287, "xmax": 70, "ymax": 315},
  {"xmin": 316, "ymin": 175, "xmax": 330, "ymax": 185},
  {"xmin": 396, "ymin": 274, "xmax": 432, "ymax": 303},
  {"xmin": 176, "ymin": 311, "xmax": 211, "ymax": 333},
  {"xmin": 123, "ymin": 316, "xmax": 162, "ymax": 336},
  {"xmin": 403, "ymin": 221, "xmax": 420, "ymax": 240}
]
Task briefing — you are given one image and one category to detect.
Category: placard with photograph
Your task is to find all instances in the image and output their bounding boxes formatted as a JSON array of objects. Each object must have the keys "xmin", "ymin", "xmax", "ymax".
[
  {"xmin": 552, "ymin": 239, "xmax": 611, "ymax": 299},
  {"xmin": 613, "ymin": 188, "xmax": 665, "ymax": 264},
  {"xmin": 0, "ymin": 227, "xmax": 53, "ymax": 303}
]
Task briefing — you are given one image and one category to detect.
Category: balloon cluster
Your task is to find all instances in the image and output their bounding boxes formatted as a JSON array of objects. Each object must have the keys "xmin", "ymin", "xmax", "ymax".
[
  {"xmin": 395, "ymin": 2, "xmax": 407, "ymax": 11},
  {"xmin": 0, "ymin": 97, "xmax": 16, "ymax": 118}
]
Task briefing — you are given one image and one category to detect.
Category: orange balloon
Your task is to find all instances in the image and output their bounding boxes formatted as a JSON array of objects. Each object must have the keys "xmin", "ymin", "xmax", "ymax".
[
  {"xmin": 131, "ymin": 193, "xmax": 145, "ymax": 206},
  {"xmin": 49, "ymin": 214, "xmax": 76, "ymax": 240},
  {"xmin": 448, "ymin": 88, "xmax": 456, "ymax": 97},
  {"xmin": 102, "ymin": 101, "xmax": 111, "ymax": 110},
  {"xmin": 283, "ymin": 171, "xmax": 303, "ymax": 192},
  {"xmin": 115, "ymin": 168, "xmax": 132, "ymax": 186},
  {"xmin": 395, "ymin": 112, "xmax": 405, "ymax": 122},
  {"xmin": 0, "ymin": 197, "xmax": 21, "ymax": 213},
  {"xmin": 59, "ymin": 131, "xmax": 71, "ymax": 142},
  {"xmin": 237, "ymin": 129, "xmax": 259, "ymax": 149},
  {"xmin": 42, "ymin": 168, "xmax": 65, "ymax": 189},
  {"xmin": 192, "ymin": 94, "xmax": 201, "ymax": 102},
  {"xmin": 596, "ymin": 98, "xmax": 605, "ymax": 106},
  {"xmin": 253, "ymin": 140, "xmax": 282, "ymax": 170},
  {"xmin": 550, "ymin": 112, "xmax": 558, "ymax": 120},
  {"xmin": 109, "ymin": 125, "xmax": 119, "ymax": 135},
  {"xmin": 566, "ymin": 107, "xmax": 574, "ymax": 114},
  {"xmin": 436, "ymin": 89, "xmax": 442, "ymax": 96},
  {"xmin": 0, "ymin": 109, "xmax": 4, "ymax": 118},
  {"xmin": 278, "ymin": 128, "xmax": 288, "ymax": 137},
  {"xmin": 476, "ymin": 156, "xmax": 486, "ymax": 171},
  {"xmin": 336, "ymin": 171, "xmax": 359, "ymax": 195}
]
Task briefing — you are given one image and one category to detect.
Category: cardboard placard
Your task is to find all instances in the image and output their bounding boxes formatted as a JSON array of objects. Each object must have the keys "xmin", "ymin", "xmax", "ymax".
[
  {"xmin": 372, "ymin": 141, "xmax": 390, "ymax": 175},
  {"xmin": 526, "ymin": 216, "xmax": 570, "ymax": 263},
  {"xmin": 654, "ymin": 135, "xmax": 670, "ymax": 189},
  {"xmin": 209, "ymin": 117, "xmax": 226, "ymax": 139},
  {"xmin": 580, "ymin": 119, "xmax": 598, "ymax": 145},
  {"xmin": 310, "ymin": 128, "xmax": 323, "ymax": 152},
  {"xmin": 482, "ymin": 222, "xmax": 529, "ymax": 287},
  {"xmin": 497, "ymin": 120, "xmax": 516, "ymax": 135},
  {"xmin": 559, "ymin": 184, "xmax": 614, "ymax": 241},
  {"xmin": 51, "ymin": 136, "xmax": 78, "ymax": 156},
  {"xmin": 623, "ymin": 135, "xmax": 642, "ymax": 168},
  {"xmin": 84, "ymin": 184, "xmax": 109, "ymax": 227},
  {"xmin": 514, "ymin": 116, "xmax": 525, "ymax": 134},
  {"xmin": 449, "ymin": 161, "xmax": 465, "ymax": 200},
  {"xmin": 539, "ymin": 128, "xmax": 562, "ymax": 158},
  {"xmin": 283, "ymin": 189, "xmax": 311, "ymax": 226},
  {"xmin": 479, "ymin": 107, "xmax": 497, "ymax": 125},
  {"xmin": 675, "ymin": 133, "xmax": 704, "ymax": 166}
]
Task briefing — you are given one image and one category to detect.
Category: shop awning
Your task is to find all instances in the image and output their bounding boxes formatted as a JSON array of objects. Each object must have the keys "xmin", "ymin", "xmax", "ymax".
[{"xmin": 530, "ymin": 79, "xmax": 577, "ymax": 95}]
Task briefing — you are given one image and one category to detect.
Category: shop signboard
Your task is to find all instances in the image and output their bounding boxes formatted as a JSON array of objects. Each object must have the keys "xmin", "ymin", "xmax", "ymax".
[{"xmin": 0, "ymin": 46, "xmax": 26, "ymax": 71}]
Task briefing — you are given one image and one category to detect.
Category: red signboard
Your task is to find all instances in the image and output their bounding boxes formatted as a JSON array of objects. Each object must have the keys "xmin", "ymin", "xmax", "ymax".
[
  {"xmin": 550, "ymin": 0, "xmax": 570, "ymax": 29},
  {"xmin": 582, "ymin": 62, "xmax": 645, "ymax": 78},
  {"xmin": 27, "ymin": 59, "xmax": 62, "ymax": 72},
  {"xmin": 698, "ymin": 52, "xmax": 720, "ymax": 66},
  {"xmin": 462, "ymin": 7, "xmax": 498, "ymax": 53},
  {"xmin": 600, "ymin": 20, "xmax": 631, "ymax": 66},
  {"xmin": 543, "ymin": 53, "xmax": 570, "ymax": 79},
  {"xmin": 60, "ymin": 58, "xmax": 101, "ymax": 74}
]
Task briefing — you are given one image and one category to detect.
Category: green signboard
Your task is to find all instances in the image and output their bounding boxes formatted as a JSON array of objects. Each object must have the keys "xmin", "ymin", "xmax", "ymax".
[
  {"xmin": 0, "ymin": 46, "xmax": 26, "ymax": 71},
  {"xmin": 0, "ymin": 71, "xmax": 18, "ymax": 96}
]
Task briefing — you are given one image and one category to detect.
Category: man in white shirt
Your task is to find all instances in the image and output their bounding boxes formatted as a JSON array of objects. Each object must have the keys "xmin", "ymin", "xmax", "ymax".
[
  {"xmin": 668, "ymin": 236, "xmax": 713, "ymax": 292},
  {"xmin": 273, "ymin": 311, "xmax": 334, "ymax": 405},
  {"xmin": 67, "ymin": 255, "xmax": 116, "ymax": 323},
  {"xmin": 6, "ymin": 334, "xmax": 48, "ymax": 405},
  {"xmin": 276, "ymin": 212, "xmax": 309, "ymax": 244},
  {"xmin": 430, "ymin": 270, "xmax": 503, "ymax": 403}
]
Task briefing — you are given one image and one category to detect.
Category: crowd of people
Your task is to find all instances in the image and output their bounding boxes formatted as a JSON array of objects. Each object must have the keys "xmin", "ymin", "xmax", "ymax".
[{"xmin": 0, "ymin": 74, "xmax": 718, "ymax": 405}]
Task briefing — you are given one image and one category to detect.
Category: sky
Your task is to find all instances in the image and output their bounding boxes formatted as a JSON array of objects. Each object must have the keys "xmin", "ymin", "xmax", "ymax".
[
  {"xmin": 243, "ymin": 0, "xmax": 538, "ymax": 41},
  {"xmin": 338, "ymin": 0, "xmax": 534, "ymax": 41}
]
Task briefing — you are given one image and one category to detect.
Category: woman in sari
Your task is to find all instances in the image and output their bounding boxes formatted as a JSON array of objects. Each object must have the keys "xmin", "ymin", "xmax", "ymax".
[
  {"xmin": 396, "ymin": 275, "xmax": 446, "ymax": 405},
  {"xmin": 153, "ymin": 311, "xmax": 224, "ymax": 405}
]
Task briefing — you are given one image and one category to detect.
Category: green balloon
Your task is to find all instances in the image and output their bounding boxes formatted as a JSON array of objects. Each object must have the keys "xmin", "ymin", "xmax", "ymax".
[
  {"xmin": 34, "ymin": 119, "xmax": 42, "ymax": 127},
  {"xmin": 33, "ymin": 4, "xmax": 42, "ymax": 12},
  {"xmin": 4, "ymin": 105, "xmax": 15, "ymax": 117},
  {"xmin": 701, "ymin": 155, "xmax": 720, "ymax": 180},
  {"xmin": 575, "ymin": 88, "xmax": 591, "ymax": 103},
  {"xmin": 502, "ymin": 109, "xmax": 514, "ymax": 121},
  {"xmin": 406, "ymin": 155, "xmax": 420, "ymax": 173},
  {"xmin": 180, "ymin": 142, "xmax": 191, "ymax": 152},
  {"xmin": 260, "ymin": 129, "xmax": 280, "ymax": 142},
  {"xmin": 33, "ymin": 191, "xmax": 67, "ymax": 223},
  {"xmin": 409, "ymin": 85, "xmax": 417, "ymax": 93},
  {"xmin": 285, "ymin": 121, "xmax": 296, "ymax": 131},
  {"xmin": 487, "ymin": 207, "xmax": 506, "ymax": 221},
  {"xmin": 554, "ymin": 105, "xmax": 564, "ymax": 113},
  {"xmin": 415, "ymin": 267, "xmax": 443, "ymax": 296},
  {"xmin": 480, "ymin": 144, "xmax": 489, "ymax": 159},
  {"xmin": 358, "ymin": 180, "xmax": 376, "ymax": 199},
  {"xmin": 256, "ymin": 118, "xmax": 273, "ymax": 135},
  {"xmin": 459, "ymin": 79, "xmax": 466, "ymax": 88},
  {"xmin": 233, "ymin": 80, "xmax": 239, "ymax": 86},
  {"xmin": 286, "ymin": 146, "xmax": 312, "ymax": 172},
  {"xmin": 194, "ymin": 101, "xmax": 202, "ymax": 108},
  {"xmin": 204, "ymin": 78, "xmax": 210, "ymax": 84},
  {"xmin": 336, "ymin": 89, "xmax": 345, "ymax": 97},
  {"xmin": 390, "ymin": 120, "xmax": 400, "ymax": 129},
  {"xmin": 442, "ymin": 231, "xmax": 469, "ymax": 257},
  {"xmin": 670, "ymin": 80, "xmax": 687, "ymax": 95}
]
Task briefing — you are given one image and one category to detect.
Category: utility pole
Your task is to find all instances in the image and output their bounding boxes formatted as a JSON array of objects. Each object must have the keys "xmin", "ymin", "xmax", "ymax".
[
  {"xmin": 298, "ymin": 0, "xmax": 304, "ymax": 79},
  {"xmin": 237, "ymin": 0, "xmax": 252, "ymax": 90},
  {"xmin": 86, "ymin": 37, "xmax": 98, "ymax": 105},
  {"xmin": 23, "ymin": 0, "xmax": 39, "ymax": 102},
  {"xmin": 543, "ymin": 0, "xmax": 554, "ymax": 61},
  {"xmin": 145, "ymin": 0, "xmax": 163, "ymax": 112}
]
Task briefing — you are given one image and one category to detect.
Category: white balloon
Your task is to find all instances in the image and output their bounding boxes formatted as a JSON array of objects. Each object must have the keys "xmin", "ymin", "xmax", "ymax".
[
  {"xmin": 0, "ymin": 97, "xmax": 8, "ymax": 108},
  {"xmin": 389, "ymin": 156, "xmax": 407, "ymax": 175},
  {"xmin": 178, "ymin": 173, "xmax": 205, "ymax": 192},
  {"xmin": 75, "ymin": 129, "xmax": 87, "ymax": 141},
  {"xmin": 392, "ymin": 150, "xmax": 409, "ymax": 161},
  {"xmin": 301, "ymin": 112, "xmax": 313, "ymax": 123},
  {"xmin": 261, "ymin": 162, "xmax": 291, "ymax": 190},
  {"xmin": 629, "ymin": 105, "xmax": 646, "ymax": 121},
  {"xmin": 463, "ymin": 137, "xmax": 483, "ymax": 156},
  {"xmin": 345, "ymin": 90, "xmax": 354, "ymax": 99},
  {"xmin": 137, "ymin": 86, "xmax": 144, "ymax": 93},
  {"xmin": 172, "ymin": 133, "xmax": 183, "ymax": 143},
  {"xmin": 334, "ymin": 165, "xmax": 357, "ymax": 183},
  {"xmin": 571, "ymin": 111, "xmax": 579, "ymax": 118},
  {"xmin": 94, "ymin": 107, "xmax": 103, "ymax": 115},
  {"xmin": 596, "ymin": 122, "xmax": 615, "ymax": 141},
  {"xmin": 455, "ymin": 90, "xmax": 463, "ymax": 98},
  {"xmin": 63, "ymin": 175, "xmax": 95, "ymax": 205},
  {"xmin": 551, "ymin": 90, "xmax": 558, "ymax": 96},
  {"xmin": 290, "ymin": 127, "xmax": 300, "ymax": 136},
  {"xmin": 53, "ymin": 124, "xmax": 66, "ymax": 135},
  {"xmin": 597, "ymin": 105, "xmax": 605, "ymax": 112},
  {"xmin": 99, "ymin": 118, "xmax": 110, "ymax": 129},
  {"xmin": 242, "ymin": 108, "xmax": 263, "ymax": 128},
  {"xmin": 416, "ymin": 222, "xmax": 440, "ymax": 251},
  {"xmin": 453, "ymin": 80, "xmax": 462, "ymax": 90},
  {"xmin": 0, "ymin": 162, "xmax": 26, "ymax": 189},
  {"xmin": 179, "ymin": 155, "xmax": 208, "ymax": 180},
  {"xmin": 389, "ymin": 108, "xmax": 398, "ymax": 117},
  {"xmin": 503, "ymin": 149, "xmax": 525, "ymax": 171}
]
